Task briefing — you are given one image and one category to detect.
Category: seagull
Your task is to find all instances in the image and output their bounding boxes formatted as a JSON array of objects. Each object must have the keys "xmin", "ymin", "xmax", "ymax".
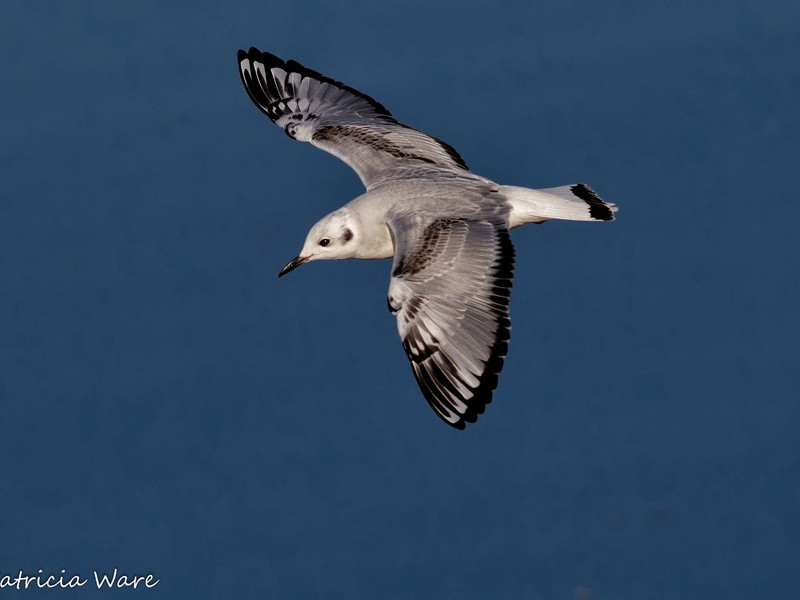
[{"xmin": 237, "ymin": 47, "xmax": 617, "ymax": 429}]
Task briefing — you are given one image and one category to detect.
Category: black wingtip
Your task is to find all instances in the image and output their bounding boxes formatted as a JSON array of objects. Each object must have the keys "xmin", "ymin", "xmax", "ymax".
[
  {"xmin": 239, "ymin": 47, "xmax": 287, "ymax": 71},
  {"xmin": 236, "ymin": 46, "xmax": 396, "ymax": 124},
  {"xmin": 249, "ymin": 47, "xmax": 285, "ymax": 67},
  {"xmin": 570, "ymin": 184, "xmax": 614, "ymax": 221}
]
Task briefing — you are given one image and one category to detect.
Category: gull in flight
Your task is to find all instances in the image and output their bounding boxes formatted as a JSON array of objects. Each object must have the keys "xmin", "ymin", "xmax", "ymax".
[{"xmin": 237, "ymin": 47, "xmax": 617, "ymax": 429}]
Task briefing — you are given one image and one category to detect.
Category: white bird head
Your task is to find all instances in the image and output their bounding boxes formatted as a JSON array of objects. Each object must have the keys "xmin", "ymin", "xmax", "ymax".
[{"xmin": 279, "ymin": 210, "xmax": 359, "ymax": 277}]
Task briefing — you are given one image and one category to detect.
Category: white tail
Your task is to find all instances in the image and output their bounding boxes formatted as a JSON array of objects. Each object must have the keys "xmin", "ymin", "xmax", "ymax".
[{"xmin": 503, "ymin": 183, "xmax": 617, "ymax": 228}]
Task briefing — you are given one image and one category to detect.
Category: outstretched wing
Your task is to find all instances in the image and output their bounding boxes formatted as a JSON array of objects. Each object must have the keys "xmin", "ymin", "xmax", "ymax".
[
  {"xmin": 387, "ymin": 216, "xmax": 515, "ymax": 429},
  {"xmin": 237, "ymin": 47, "xmax": 469, "ymax": 189}
]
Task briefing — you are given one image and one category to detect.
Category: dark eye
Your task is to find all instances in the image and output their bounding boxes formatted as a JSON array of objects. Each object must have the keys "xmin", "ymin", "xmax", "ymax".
[{"xmin": 319, "ymin": 238, "xmax": 330, "ymax": 247}]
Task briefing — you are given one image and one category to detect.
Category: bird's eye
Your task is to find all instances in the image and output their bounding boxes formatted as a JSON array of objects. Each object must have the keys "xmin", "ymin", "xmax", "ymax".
[{"xmin": 319, "ymin": 238, "xmax": 330, "ymax": 247}]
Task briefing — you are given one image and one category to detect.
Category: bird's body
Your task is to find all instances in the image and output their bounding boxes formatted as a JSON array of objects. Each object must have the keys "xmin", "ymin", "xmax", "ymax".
[
  {"xmin": 237, "ymin": 47, "xmax": 617, "ymax": 429},
  {"xmin": 337, "ymin": 176, "xmax": 505, "ymax": 259}
]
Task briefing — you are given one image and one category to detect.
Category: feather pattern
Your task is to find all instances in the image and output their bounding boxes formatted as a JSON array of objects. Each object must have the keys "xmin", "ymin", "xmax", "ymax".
[
  {"xmin": 387, "ymin": 216, "xmax": 515, "ymax": 429},
  {"xmin": 238, "ymin": 48, "xmax": 469, "ymax": 188}
]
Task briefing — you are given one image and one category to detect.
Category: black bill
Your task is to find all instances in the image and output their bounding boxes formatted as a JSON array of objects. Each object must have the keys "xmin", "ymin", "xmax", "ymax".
[{"xmin": 278, "ymin": 255, "xmax": 309, "ymax": 277}]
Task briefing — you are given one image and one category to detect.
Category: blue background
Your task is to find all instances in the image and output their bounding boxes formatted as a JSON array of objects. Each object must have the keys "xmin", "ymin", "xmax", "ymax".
[{"xmin": 2, "ymin": 1, "xmax": 798, "ymax": 598}]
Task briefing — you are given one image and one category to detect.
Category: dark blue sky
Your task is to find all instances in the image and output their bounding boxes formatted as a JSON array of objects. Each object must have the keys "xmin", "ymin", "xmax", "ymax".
[{"xmin": 2, "ymin": 1, "xmax": 798, "ymax": 598}]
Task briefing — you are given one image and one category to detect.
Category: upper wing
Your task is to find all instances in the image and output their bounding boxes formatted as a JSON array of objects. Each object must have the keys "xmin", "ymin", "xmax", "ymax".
[
  {"xmin": 237, "ymin": 48, "xmax": 469, "ymax": 189},
  {"xmin": 387, "ymin": 216, "xmax": 515, "ymax": 429}
]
